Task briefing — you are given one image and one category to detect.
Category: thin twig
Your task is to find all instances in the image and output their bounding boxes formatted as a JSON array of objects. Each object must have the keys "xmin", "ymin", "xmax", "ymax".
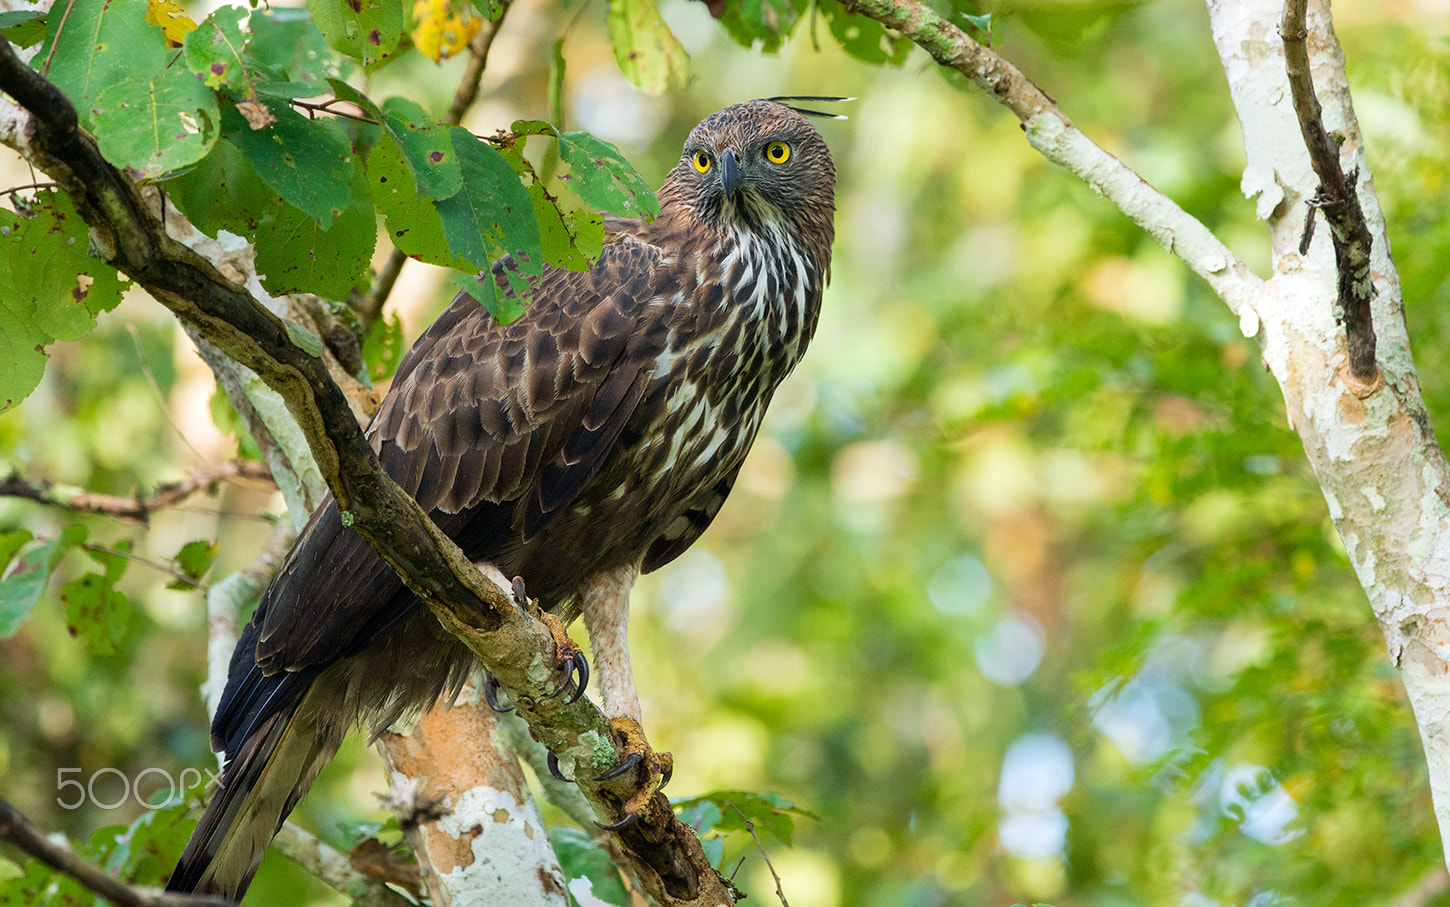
[
  {"xmin": 727, "ymin": 803, "xmax": 789, "ymax": 907},
  {"xmin": 81, "ymin": 542, "xmax": 211, "ymax": 591},
  {"xmin": 0, "ymin": 797, "xmax": 234, "ymax": 907},
  {"xmin": 290, "ymin": 98, "xmax": 378, "ymax": 126},
  {"xmin": 0, "ymin": 461, "xmax": 274, "ymax": 526},
  {"xmin": 127, "ymin": 324, "xmax": 209, "ymax": 465},
  {"xmin": 1281, "ymin": 0, "xmax": 1380, "ymax": 389},
  {"xmin": 837, "ymin": 0, "xmax": 1265, "ymax": 328}
]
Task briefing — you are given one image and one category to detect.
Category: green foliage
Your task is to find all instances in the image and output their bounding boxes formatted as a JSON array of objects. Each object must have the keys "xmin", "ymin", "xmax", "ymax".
[
  {"xmin": 91, "ymin": 69, "xmax": 219, "ymax": 179},
  {"xmin": 0, "ymin": 525, "xmax": 85, "ymax": 637},
  {"xmin": 0, "ymin": 192, "xmax": 129, "ymax": 412},
  {"xmin": 62, "ymin": 542, "xmax": 132, "ymax": 656},
  {"xmin": 550, "ymin": 826, "xmax": 630, "ymax": 906},
  {"xmin": 308, "ymin": 0, "xmax": 405, "ymax": 68},
  {"xmin": 222, "ymin": 99, "xmax": 354, "ymax": 229},
  {"xmin": 673, "ymin": 790, "xmax": 812, "ymax": 847},
  {"xmin": 607, "ymin": 0, "xmax": 689, "ymax": 93},
  {"xmin": 38, "ymin": 0, "xmax": 168, "ymax": 129},
  {"xmin": 168, "ymin": 540, "xmax": 219, "ymax": 590},
  {"xmin": 7, "ymin": 1, "xmax": 1450, "ymax": 906}
]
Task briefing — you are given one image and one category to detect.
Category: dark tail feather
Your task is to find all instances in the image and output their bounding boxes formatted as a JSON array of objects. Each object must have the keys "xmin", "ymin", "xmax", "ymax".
[{"xmin": 166, "ymin": 682, "xmax": 340, "ymax": 899}]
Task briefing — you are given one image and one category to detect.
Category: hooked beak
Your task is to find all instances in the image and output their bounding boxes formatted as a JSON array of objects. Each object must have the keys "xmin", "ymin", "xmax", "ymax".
[{"xmin": 718, "ymin": 148, "xmax": 744, "ymax": 199}]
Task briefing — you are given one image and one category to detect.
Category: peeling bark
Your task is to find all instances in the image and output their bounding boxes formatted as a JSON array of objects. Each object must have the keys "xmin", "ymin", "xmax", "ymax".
[{"xmin": 1213, "ymin": 0, "xmax": 1450, "ymax": 857}]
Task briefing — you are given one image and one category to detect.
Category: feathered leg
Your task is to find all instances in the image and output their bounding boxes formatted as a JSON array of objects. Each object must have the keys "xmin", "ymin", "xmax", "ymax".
[{"xmin": 582, "ymin": 563, "xmax": 642, "ymax": 722}]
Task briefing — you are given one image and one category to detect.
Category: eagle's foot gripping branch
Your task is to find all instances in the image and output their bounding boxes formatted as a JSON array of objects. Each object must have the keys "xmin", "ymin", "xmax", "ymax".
[{"xmin": 593, "ymin": 716, "xmax": 674, "ymax": 830}]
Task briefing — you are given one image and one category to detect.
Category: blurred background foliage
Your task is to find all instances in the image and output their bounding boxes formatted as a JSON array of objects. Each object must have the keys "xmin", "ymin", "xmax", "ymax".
[{"xmin": 2, "ymin": 0, "xmax": 1449, "ymax": 904}]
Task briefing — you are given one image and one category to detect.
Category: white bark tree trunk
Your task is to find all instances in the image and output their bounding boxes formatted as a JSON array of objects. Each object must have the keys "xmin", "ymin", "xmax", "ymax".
[{"xmin": 1208, "ymin": 0, "xmax": 1450, "ymax": 858}]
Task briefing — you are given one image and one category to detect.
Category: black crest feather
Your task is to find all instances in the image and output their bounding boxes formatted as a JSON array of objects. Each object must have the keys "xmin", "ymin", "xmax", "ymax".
[{"xmin": 766, "ymin": 95, "xmax": 855, "ymax": 119}]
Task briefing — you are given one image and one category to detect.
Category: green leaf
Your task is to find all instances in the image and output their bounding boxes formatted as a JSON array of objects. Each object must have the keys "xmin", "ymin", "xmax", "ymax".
[
  {"xmin": 170, "ymin": 539, "xmax": 218, "ymax": 588},
  {"xmin": 555, "ymin": 130, "xmax": 660, "ymax": 219},
  {"xmin": 183, "ymin": 6, "xmax": 250, "ymax": 90},
  {"xmin": 436, "ymin": 126, "xmax": 543, "ymax": 300},
  {"xmin": 223, "ymin": 99, "xmax": 354, "ymax": 229},
  {"xmin": 254, "ymin": 163, "xmax": 376, "ymax": 298},
  {"xmin": 0, "ymin": 524, "xmax": 86, "ymax": 638},
  {"xmin": 362, "ymin": 312, "xmax": 405, "ymax": 382},
  {"xmin": 0, "ymin": 9, "xmax": 47, "ymax": 48},
  {"xmin": 549, "ymin": 827, "xmax": 629, "ymax": 907},
  {"xmin": 329, "ymin": 82, "xmax": 462, "ymax": 199},
  {"xmin": 308, "ymin": 0, "xmax": 404, "ymax": 68},
  {"xmin": 532, "ymin": 182, "xmax": 605, "ymax": 272},
  {"xmin": 449, "ymin": 271, "xmax": 520, "ymax": 324},
  {"xmin": 606, "ymin": 0, "xmax": 688, "ymax": 94},
  {"xmin": 247, "ymin": 8, "xmax": 343, "ymax": 85},
  {"xmin": 167, "ymin": 140, "xmax": 277, "ymax": 237},
  {"xmin": 0, "ymin": 531, "xmax": 33, "ymax": 569},
  {"xmin": 39, "ymin": 0, "xmax": 170, "ymax": 127},
  {"xmin": 368, "ymin": 136, "xmax": 467, "ymax": 269},
  {"xmin": 381, "ymin": 96, "xmax": 463, "ymax": 199},
  {"xmin": 0, "ymin": 193, "xmax": 129, "ymax": 412},
  {"xmin": 62, "ymin": 542, "xmax": 132, "ymax": 655},
  {"xmin": 92, "ymin": 69, "xmax": 219, "ymax": 178},
  {"xmin": 672, "ymin": 791, "xmax": 812, "ymax": 846}
]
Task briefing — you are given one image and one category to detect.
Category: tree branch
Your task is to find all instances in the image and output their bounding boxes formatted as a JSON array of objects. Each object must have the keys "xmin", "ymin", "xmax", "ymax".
[
  {"xmin": 839, "ymin": 0, "xmax": 1266, "ymax": 334},
  {"xmin": 269, "ymin": 823, "xmax": 418, "ymax": 907},
  {"xmin": 0, "ymin": 36, "xmax": 727, "ymax": 906},
  {"xmin": 0, "ymin": 461, "xmax": 273, "ymax": 526},
  {"xmin": 0, "ymin": 798, "xmax": 233, "ymax": 907},
  {"xmin": 1280, "ymin": 0, "xmax": 1380, "ymax": 390}
]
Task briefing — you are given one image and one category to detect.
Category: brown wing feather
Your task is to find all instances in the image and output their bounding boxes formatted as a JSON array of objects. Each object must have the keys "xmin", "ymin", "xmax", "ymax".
[{"xmin": 253, "ymin": 231, "xmax": 666, "ymax": 672}]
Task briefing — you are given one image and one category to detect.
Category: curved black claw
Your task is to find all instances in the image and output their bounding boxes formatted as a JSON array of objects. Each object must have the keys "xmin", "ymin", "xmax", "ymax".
[
  {"xmin": 483, "ymin": 672, "xmax": 513, "ymax": 713},
  {"xmin": 593, "ymin": 750, "xmax": 642, "ymax": 782},
  {"xmin": 511, "ymin": 576, "xmax": 529, "ymax": 609},
  {"xmin": 551, "ymin": 649, "xmax": 590, "ymax": 704},
  {"xmin": 659, "ymin": 760, "xmax": 673, "ymax": 791},
  {"xmin": 546, "ymin": 750, "xmax": 575, "ymax": 783},
  {"xmin": 594, "ymin": 812, "xmax": 640, "ymax": 832}
]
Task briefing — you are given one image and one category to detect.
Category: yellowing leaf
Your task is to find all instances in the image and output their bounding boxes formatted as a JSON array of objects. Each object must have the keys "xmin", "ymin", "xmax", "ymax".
[
  {"xmin": 146, "ymin": 0, "xmax": 198, "ymax": 47},
  {"xmin": 412, "ymin": 0, "xmax": 481, "ymax": 62}
]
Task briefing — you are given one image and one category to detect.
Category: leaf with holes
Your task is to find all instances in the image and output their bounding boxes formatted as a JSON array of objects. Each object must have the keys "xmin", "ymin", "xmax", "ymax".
[
  {"xmin": 253, "ymin": 167, "xmax": 376, "ymax": 298},
  {"xmin": 183, "ymin": 6, "xmax": 250, "ymax": 90},
  {"xmin": 62, "ymin": 542, "xmax": 132, "ymax": 656},
  {"xmin": 368, "ymin": 136, "xmax": 468, "ymax": 269},
  {"xmin": 606, "ymin": 0, "xmax": 688, "ymax": 94},
  {"xmin": 167, "ymin": 141, "xmax": 278, "ymax": 238},
  {"xmin": 223, "ymin": 99, "xmax": 354, "ymax": 229},
  {"xmin": 0, "ymin": 194, "xmax": 129, "ymax": 412},
  {"xmin": 555, "ymin": 129, "xmax": 659, "ymax": 219},
  {"xmin": 92, "ymin": 69, "xmax": 219, "ymax": 178},
  {"xmin": 436, "ymin": 126, "xmax": 542, "ymax": 305},
  {"xmin": 169, "ymin": 539, "xmax": 219, "ymax": 590},
  {"xmin": 40, "ymin": 0, "xmax": 170, "ymax": 127},
  {"xmin": 309, "ymin": 0, "xmax": 404, "ymax": 67}
]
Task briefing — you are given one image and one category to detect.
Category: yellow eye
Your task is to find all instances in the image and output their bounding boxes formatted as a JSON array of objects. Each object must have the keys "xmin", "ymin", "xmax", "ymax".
[
  {"xmin": 692, "ymin": 150, "xmax": 712, "ymax": 173},
  {"xmin": 765, "ymin": 141, "xmax": 791, "ymax": 164}
]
